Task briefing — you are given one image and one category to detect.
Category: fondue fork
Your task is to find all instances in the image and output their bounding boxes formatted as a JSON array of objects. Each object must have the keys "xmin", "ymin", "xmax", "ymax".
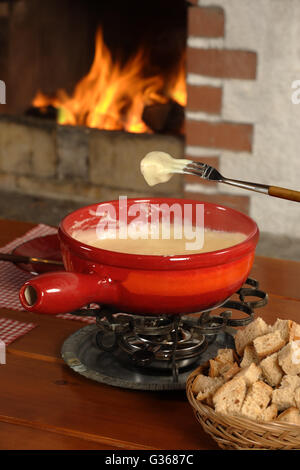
[
  {"xmin": 0, "ymin": 252, "xmax": 64, "ymax": 266},
  {"xmin": 184, "ymin": 162, "xmax": 300, "ymax": 203}
]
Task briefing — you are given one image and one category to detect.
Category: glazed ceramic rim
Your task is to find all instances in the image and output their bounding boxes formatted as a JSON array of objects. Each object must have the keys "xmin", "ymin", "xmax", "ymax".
[{"xmin": 58, "ymin": 198, "xmax": 259, "ymax": 270}]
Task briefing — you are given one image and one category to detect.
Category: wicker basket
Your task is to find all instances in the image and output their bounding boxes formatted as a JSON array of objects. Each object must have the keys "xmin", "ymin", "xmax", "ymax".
[{"xmin": 186, "ymin": 367, "xmax": 300, "ymax": 450}]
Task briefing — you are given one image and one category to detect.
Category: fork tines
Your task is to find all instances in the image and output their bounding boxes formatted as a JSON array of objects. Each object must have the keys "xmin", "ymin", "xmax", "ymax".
[
  {"xmin": 184, "ymin": 161, "xmax": 222, "ymax": 181},
  {"xmin": 184, "ymin": 162, "xmax": 211, "ymax": 179}
]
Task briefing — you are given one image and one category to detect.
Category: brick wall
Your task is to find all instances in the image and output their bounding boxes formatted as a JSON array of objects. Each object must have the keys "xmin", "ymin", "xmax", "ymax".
[{"xmin": 184, "ymin": 1, "xmax": 257, "ymax": 214}]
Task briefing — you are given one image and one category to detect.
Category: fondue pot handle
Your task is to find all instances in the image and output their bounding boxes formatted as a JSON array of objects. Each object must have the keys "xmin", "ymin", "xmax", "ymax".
[{"xmin": 19, "ymin": 272, "xmax": 117, "ymax": 315}]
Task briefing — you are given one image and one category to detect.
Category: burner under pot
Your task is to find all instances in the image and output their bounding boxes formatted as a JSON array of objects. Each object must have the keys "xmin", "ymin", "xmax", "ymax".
[
  {"xmin": 61, "ymin": 277, "xmax": 268, "ymax": 390},
  {"xmin": 116, "ymin": 322, "xmax": 207, "ymax": 370}
]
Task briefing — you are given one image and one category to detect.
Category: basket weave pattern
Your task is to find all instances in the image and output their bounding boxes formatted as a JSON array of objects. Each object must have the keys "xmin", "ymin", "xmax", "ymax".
[{"xmin": 186, "ymin": 368, "xmax": 300, "ymax": 450}]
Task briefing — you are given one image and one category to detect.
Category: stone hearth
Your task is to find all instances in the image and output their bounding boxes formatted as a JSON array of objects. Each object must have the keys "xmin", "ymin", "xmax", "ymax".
[{"xmin": 0, "ymin": 115, "xmax": 185, "ymax": 203}]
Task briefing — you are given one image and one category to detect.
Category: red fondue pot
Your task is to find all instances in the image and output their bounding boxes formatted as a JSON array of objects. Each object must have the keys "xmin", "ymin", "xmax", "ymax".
[{"xmin": 19, "ymin": 198, "xmax": 259, "ymax": 316}]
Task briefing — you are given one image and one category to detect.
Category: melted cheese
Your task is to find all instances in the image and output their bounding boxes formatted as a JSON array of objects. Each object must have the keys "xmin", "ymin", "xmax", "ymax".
[{"xmin": 140, "ymin": 151, "xmax": 190, "ymax": 186}]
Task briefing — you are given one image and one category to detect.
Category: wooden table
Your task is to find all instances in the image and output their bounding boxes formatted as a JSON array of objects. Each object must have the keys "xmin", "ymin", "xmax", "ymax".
[{"xmin": 1, "ymin": 218, "xmax": 300, "ymax": 450}]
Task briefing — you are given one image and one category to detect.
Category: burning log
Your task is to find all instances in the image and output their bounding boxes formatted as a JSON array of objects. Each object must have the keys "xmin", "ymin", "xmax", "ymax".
[
  {"xmin": 142, "ymin": 99, "xmax": 184, "ymax": 134},
  {"xmin": 29, "ymin": 27, "xmax": 186, "ymax": 134},
  {"xmin": 25, "ymin": 105, "xmax": 58, "ymax": 121}
]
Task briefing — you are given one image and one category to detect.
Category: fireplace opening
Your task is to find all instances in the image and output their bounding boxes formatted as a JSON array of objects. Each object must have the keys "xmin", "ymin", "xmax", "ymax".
[
  {"xmin": 30, "ymin": 26, "xmax": 186, "ymax": 135},
  {"xmin": 4, "ymin": 0, "xmax": 187, "ymax": 136},
  {"xmin": 0, "ymin": 0, "xmax": 187, "ymax": 223}
]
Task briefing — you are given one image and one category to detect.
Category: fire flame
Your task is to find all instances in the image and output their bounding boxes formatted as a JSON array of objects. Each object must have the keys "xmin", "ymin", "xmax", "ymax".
[{"xmin": 33, "ymin": 27, "xmax": 186, "ymax": 133}]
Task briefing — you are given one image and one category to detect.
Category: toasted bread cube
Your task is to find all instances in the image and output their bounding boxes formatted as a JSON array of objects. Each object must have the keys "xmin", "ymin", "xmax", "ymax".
[
  {"xmin": 239, "ymin": 381, "xmax": 273, "ymax": 421},
  {"xmin": 278, "ymin": 342, "xmax": 300, "ymax": 375},
  {"xmin": 234, "ymin": 362, "xmax": 262, "ymax": 386},
  {"xmin": 260, "ymin": 352, "xmax": 283, "ymax": 387},
  {"xmin": 209, "ymin": 349, "xmax": 236, "ymax": 378},
  {"xmin": 208, "ymin": 359, "xmax": 221, "ymax": 378},
  {"xmin": 253, "ymin": 330, "xmax": 286, "ymax": 359},
  {"xmin": 240, "ymin": 344, "xmax": 259, "ymax": 368},
  {"xmin": 261, "ymin": 404, "xmax": 278, "ymax": 422},
  {"xmin": 277, "ymin": 407, "xmax": 300, "ymax": 425},
  {"xmin": 272, "ymin": 387, "xmax": 296, "ymax": 411},
  {"xmin": 212, "ymin": 377, "xmax": 247, "ymax": 416},
  {"xmin": 234, "ymin": 317, "xmax": 270, "ymax": 356},
  {"xmin": 222, "ymin": 362, "xmax": 240, "ymax": 381},
  {"xmin": 271, "ymin": 318, "xmax": 296, "ymax": 343},
  {"xmin": 192, "ymin": 374, "xmax": 223, "ymax": 402},
  {"xmin": 294, "ymin": 387, "xmax": 300, "ymax": 409},
  {"xmin": 281, "ymin": 375, "xmax": 300, "ymax": 389},
  {"xmin": 216, "ymin": 348, "xmax": 236, "ymax": 364},
  {"xmin": 293, "ymin": 323, "xmax": 300, "ymax": 341},
  {"xmin": 271, "ymin": 374, "xmax": 300, "ymax": 411}
]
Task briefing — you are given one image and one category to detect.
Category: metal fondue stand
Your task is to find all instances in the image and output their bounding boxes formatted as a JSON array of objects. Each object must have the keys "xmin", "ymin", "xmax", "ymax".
[{"xmin": 61, "ymin": 277, "xmax": 267, "ymax": 391}]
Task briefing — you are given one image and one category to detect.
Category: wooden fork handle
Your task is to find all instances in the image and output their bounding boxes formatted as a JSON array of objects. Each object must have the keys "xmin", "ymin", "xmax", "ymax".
[{"xmin": 268, "ymin": 186, "xmax": 300, "ymax": 202}]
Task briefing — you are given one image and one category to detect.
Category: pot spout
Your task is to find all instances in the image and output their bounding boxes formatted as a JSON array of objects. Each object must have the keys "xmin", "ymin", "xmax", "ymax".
[{"xmin": 19, "ymin": 271, "xmax": 117, "ymax": 315}]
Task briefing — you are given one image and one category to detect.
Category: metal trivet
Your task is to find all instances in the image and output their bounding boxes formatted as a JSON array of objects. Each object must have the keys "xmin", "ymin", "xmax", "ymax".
[{"xmin": 61, "ymin": 277, "xmax": 267, "ymax": 391}]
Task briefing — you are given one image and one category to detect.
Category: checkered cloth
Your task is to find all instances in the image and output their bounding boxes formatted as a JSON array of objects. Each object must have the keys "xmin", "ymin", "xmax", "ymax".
[
  {"xmin": 0, "ymin": 224, "xmax": 96, "ymax": 324},
  {"xmin": 56, "ymin": 312, "xmax": 96, "ymax": 323},
  {"xmin": 0, "ymin": 224, "xmax": 57, "ymax": 311},
  {"xmin": 0, "ymin": 317, "xmax": 37, "ymax": 346}
]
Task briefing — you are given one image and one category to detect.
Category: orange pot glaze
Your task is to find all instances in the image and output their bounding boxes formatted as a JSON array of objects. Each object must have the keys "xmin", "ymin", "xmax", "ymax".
[{"xmin": 19, "ymin": 198, "xmax": 258, "ymax": 316}]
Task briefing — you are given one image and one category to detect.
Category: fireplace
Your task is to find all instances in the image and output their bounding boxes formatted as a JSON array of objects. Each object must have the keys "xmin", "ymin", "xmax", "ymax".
[
  {"xmin": 0, "ymin": 0, "xmax": 190, "ymax": 204},
  {"xmin": 0, "ymin": 0, "xmax": 260, "ymax": 218},
  {"xmin": 0, "ymin": 0, "xmax": 256, "ymax": 215},
  {"xmin": 4, "ymin": 0, "xmax": 300, "ymax": 239}
]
